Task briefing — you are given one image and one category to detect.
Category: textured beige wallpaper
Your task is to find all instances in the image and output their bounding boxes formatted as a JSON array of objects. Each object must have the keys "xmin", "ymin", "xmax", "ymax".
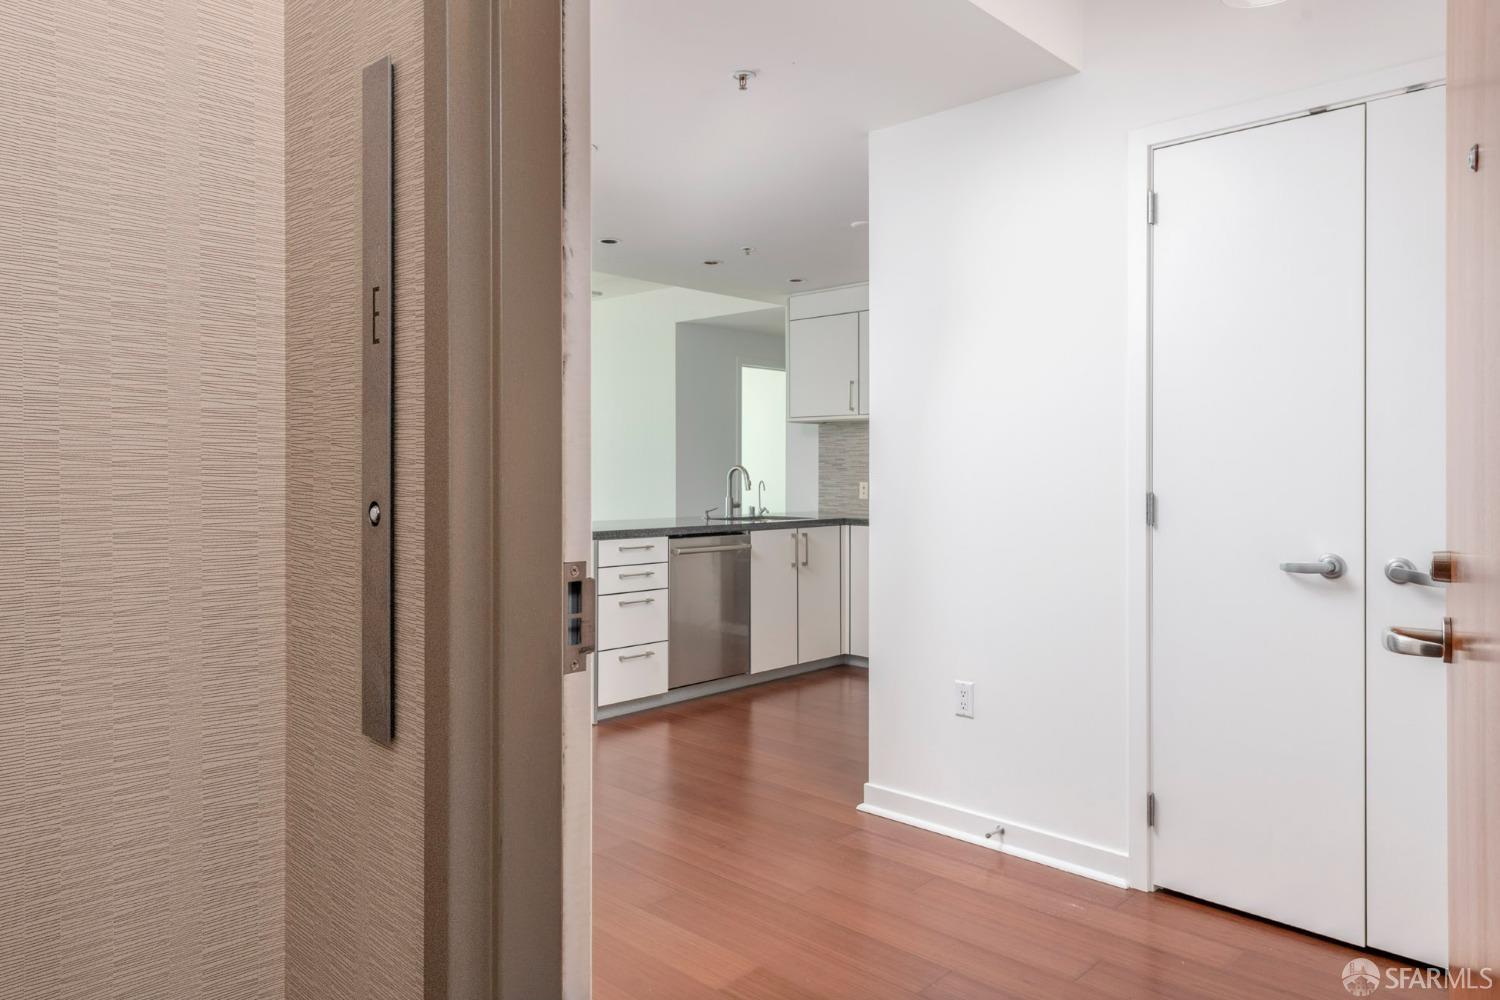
[
  {"xmin": 0, "ymin": 1, "xmax": 287, "ymax": 998},
  {"xmin": 285, "ymin": 0, "xmax": 429, "ymax": 996}
]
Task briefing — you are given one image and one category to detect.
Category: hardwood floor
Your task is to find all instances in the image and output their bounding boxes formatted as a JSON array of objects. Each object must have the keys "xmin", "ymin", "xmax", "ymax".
[{"xmin": 593, "ymin": 666, "xmax": 1440, "ymax": 998}]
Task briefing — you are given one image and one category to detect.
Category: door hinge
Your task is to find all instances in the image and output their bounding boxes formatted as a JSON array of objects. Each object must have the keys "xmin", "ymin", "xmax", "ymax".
[
  {"xmin": 1145, "ymin": 491, "xmax": 1157, "ymax": 528},
  {"xmin": 563, "ymin": 561, "xmax": 595, "ymax": 675},
  {"xmin": 1147, "ymin": 792, "xmax": 1157, "ymax": 829},
  {"xmin": 1147, "ymin": 190, "xmax": 1158, "ymax": 226}
]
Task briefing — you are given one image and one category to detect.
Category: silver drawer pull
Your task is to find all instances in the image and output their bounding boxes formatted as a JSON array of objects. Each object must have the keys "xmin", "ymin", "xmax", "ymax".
[
  {"xmin": 617, "ymin": 650, "xmax": 656, "ymax": 661},
  {"xmin": 617, "ymin": 597, "xmax": 656, "ymax": 607},
  {"xmin": 617, "ymin": 543, "xmax": 656, "ymax": 551},
  {"xmin": 618, "ymin": 570, "xmax": 656, "ymax": 579}
]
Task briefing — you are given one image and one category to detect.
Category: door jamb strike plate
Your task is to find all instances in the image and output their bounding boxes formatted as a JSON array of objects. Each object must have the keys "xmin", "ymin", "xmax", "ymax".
[{"xmin": 563, "ymin": 562, "xmax": 595, "ymax": 675}]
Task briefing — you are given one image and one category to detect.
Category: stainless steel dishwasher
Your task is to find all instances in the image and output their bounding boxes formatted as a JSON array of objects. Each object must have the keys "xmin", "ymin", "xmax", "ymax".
[{"xmin": 667, "ymin": 533, "xmax": 751, "ymax": 688}]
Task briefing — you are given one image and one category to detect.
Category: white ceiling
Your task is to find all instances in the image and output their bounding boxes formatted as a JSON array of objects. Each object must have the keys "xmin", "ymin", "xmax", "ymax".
[
  {"xmin": 589, "ymin": 271, "xmax": 667, "ymax": 301},
  {"xmin": 590, "ymin": 0, "xmax": 1078, "ymax": 302}
]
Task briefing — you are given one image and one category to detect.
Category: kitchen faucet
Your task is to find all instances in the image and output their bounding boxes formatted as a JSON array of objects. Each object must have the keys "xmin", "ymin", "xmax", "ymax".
[{"xmin": 723, "ymin": 464, "xmax": 752, "ymax": 519}]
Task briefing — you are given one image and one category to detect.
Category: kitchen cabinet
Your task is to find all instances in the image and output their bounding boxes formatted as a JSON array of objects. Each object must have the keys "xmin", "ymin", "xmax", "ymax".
[
  {"xmin": 750, "ymin": 529, "xmax": 799, "ymax": 673},
  {"xmin": 751, "ymin": 525, "xmax": 843, "ymax": 669},
  {"xmin": 788, "ymin": 313, "xmax": 860, "ymax": 420},
  {"xmin": 595, "ymin": 536, "xmax": 671, "ymax": 709},
  {"xmin": 787, "ymin": 283, "xmax": 869, "ymax": 422},
  {"xmin": 796, "ymin": 526, "xmax": 843, "ymax": 663},
  {"xmin": 858, "ymin": 312, "xmax": 870, "ymax": 417},
  {"xmin": 597, "ymin": 643, "xmax": 669, "ymax": 707},
  {"xmin": 849, "ymin": 525, "xmax": 869, "ymax": 657}
]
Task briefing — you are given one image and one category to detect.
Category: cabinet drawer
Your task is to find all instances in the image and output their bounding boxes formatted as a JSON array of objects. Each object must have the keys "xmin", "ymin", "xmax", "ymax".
[
  {"xmin": 597, "ymin": 642, "xmax": 669, "ymax": 707},
  {"xmin": 598, "ymin": 563, "xmax": 667, "ymax": 595},
  {"xmin": 598, "ymin": 537, "xmax": 668, "ymax": 567},
  {"xmin": 597, "ymin": 590, "xmax": 669, "ymax": 650}
]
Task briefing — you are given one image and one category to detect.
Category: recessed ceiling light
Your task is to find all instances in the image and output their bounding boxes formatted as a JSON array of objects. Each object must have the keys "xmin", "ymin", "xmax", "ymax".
[
  {"xmin": 599, "ymin": 237, "xmax": 620, "ymax": 245},
  {"xmin": 1221, "ymin": 0, "xmax": 1288, "ymax": 7},
  {"xmin": 703, "ymin": 260, "xmax": 721, "ymax": 266}
]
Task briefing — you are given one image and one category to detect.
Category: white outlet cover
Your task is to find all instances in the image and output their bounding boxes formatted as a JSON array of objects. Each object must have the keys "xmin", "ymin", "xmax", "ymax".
[
  {"xmin": 858, "ymin": 481, "xmax": 869, "ymax": 500},
  {"xmin": 954, "ymin": 680, "xmax": 975, "ymax": 718}
]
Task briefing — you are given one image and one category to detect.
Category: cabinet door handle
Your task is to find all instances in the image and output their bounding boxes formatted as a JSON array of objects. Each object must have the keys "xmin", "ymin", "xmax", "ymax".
[
  {"xmin": 617, "ymin": 597, "xmax": 656, "ymax": 608},
  {"xmin": 801, "ymin": 531, "xmax": 810, "ymax": 567},
  {"xmin": 849, "ymin": 380, "xmax": 856, "ymax": 412},
  {"xmin": 618, "ymin": 543, "xmax": 656, "ymax": 552},
  {"xmin": 618, "ymin": 650, "xmax": 657, "ymax": 662},
  {"xmin": 618, "ymin": 570, "xmax": 656, "ymax": 579},
  {"xmin": 791, "ymin": 532, "xmax": 799, "ymax": 568}
]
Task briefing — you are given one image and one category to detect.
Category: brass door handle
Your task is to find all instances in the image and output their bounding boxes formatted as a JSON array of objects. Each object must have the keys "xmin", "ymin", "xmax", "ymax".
[{"xmin": 1383, "ymin": 618, "xmax": 1453, "ymax": 663}]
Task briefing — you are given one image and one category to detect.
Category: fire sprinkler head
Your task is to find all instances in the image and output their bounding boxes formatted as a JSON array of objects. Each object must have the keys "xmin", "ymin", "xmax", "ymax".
[{"xmin": 731, "ymin": 70, "xmax": 758, "ymax": 91}]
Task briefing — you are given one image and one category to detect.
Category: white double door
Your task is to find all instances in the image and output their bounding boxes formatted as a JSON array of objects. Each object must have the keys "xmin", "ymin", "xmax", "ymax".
[{"xmin": 1151, "ymin": 88, "xmax": 1446, "ymax": 965}]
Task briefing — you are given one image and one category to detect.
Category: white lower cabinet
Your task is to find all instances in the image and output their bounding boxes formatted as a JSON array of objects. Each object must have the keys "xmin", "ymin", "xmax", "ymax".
[
  {"xmin": 597, "ymin": 642, "xmax": 669, "ymax": 707},
  {"xmin": 594, "ymin": 545, "xmax": 671, "ymax": 710},
  {"xmin": 849, "ymin": 525, "xmax": 869, "ymax": 658},
  {"xmin": 797, "ymin": 526, "xmax": 843, "ymax": 663},
  {"xmin": 751, "ymin": 529, "xmax": 799, "ymax": 673},
  {"xmin": 752, "ymin": 525, "xmax": 844, "ymax": 670},
  {"xmin": 599, "ymin": 522, "xmax": 864, "ymax": 711},
  {"xmin": 597, "ymin": 590, "xmax": 669, "ymax": 651}
]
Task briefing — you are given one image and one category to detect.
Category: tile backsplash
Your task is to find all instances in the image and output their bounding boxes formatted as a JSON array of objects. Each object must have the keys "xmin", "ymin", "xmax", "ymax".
[{"xmin": 818, "ymin": 421, "xmax": 869, "ymax": 516}]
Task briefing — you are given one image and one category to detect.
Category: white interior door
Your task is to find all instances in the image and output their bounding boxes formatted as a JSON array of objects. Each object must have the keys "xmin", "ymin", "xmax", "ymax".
[
  {"xmin": 1151, "ymin": 107, "xmax": 1367, "ymax": 945},
  {"xmin": 1366, "ymin": 86, "xmax": 1447, "ymax": 967}
]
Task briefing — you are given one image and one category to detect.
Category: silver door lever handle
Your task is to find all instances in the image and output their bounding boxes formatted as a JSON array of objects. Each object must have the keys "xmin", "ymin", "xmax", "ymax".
[
  {"xmin": 1383, "ymin": 628, "xmax": 1444, "ymax": 658},
  {"xmin": 1383, "ymin": 619, "xmax": 1453, "ymax": 662},
  {"xmin": 1279, "ymin": 553, "xmax": 1346, "ymax": 579},
  {"xmin": 1385, "ymin": 557, "xmax": 1441, "ymax": 587}
]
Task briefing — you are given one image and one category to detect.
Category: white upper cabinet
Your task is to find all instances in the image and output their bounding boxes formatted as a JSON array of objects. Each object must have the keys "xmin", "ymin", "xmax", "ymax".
[
  {"xmin": 787, "ymin": 284, "xmax": 869, "ymax": 422},
  {"xmin": 858, "ymin": 312, "xmax": 870, "ymax": 417},
  {"xmin": 788, "ymin": 313, "xmax": 860, "ymax": 420}
]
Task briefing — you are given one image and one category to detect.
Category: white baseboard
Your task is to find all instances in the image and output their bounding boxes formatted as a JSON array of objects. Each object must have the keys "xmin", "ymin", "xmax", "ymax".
[{"xmin": 859, "ymin": 783, "xmax": 1131, "ymax": 889}]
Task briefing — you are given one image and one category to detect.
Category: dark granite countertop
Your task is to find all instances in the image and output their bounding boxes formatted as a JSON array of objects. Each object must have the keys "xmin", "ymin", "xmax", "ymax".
[{"xmin": 593, "ymin": 512, "xmax": 869, "ymax": 541}]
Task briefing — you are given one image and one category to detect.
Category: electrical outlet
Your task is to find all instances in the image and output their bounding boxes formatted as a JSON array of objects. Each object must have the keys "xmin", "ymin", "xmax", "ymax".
[
  {"xmin": 954, "ymin": 680, "xmax": 975, "ymax": 719},
  {"xmin": 858, "ymin": 481, "xmax": 869, "ymax": 500}
]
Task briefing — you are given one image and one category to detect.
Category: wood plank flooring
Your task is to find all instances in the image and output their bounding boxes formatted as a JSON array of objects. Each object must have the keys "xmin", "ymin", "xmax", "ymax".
[{"xmin": 593, "ymin": 666, "xmax": 1440, "ymax": 998}]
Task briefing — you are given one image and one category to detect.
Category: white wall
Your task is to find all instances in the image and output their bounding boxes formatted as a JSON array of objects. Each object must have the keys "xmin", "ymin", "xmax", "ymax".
[
  {"xmin": 591, "ymin": 284, "xmax": 770, "ymax": 521},
  {"xmin": 674, "ymin": 321, "xmax": 786, "ymax": 516},
  {"xmin": 866, "ymin": 0, "xmax": 1444, "ymax": 880}
]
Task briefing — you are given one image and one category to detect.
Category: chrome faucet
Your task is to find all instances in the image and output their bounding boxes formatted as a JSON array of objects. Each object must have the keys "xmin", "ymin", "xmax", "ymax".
[{"xmin": 723, "ymin": 464, "xmax": 752, "ymax": 520}]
